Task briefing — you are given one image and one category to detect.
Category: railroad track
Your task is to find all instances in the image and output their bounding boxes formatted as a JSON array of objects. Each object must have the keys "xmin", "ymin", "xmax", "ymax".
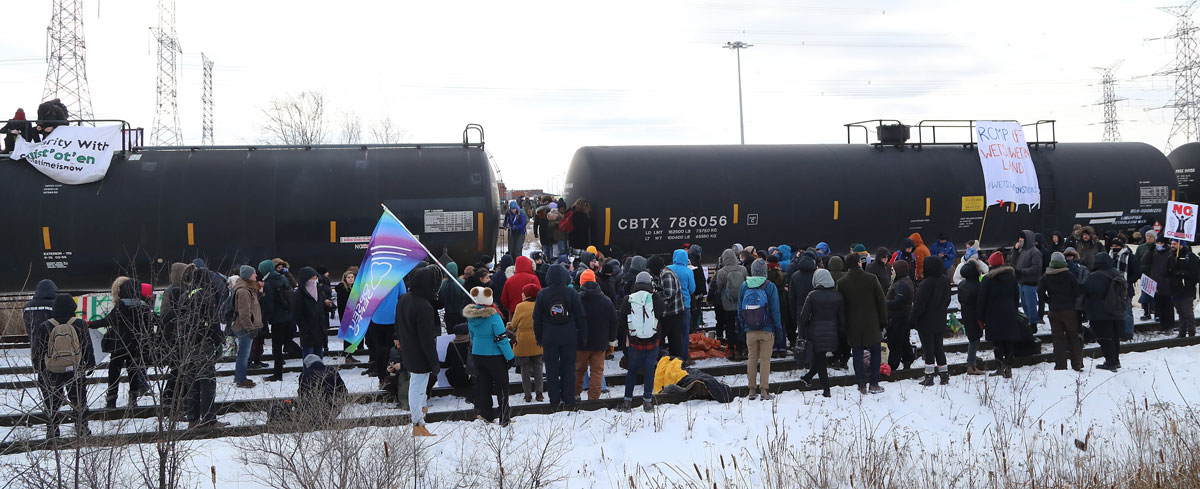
[{"xmin": 2, "ymin": 322, "xmax": 1194, "ymax": 456}]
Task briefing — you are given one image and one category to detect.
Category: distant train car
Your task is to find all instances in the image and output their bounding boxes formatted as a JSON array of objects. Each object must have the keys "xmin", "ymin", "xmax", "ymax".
[
  {"xmin": 564, "ymin": 123, "xmax": 1174, "ymax": 259},
  {"xmin": 1170, "ymin": 142, "xmax": 1200, "ymax": 205},
  {"xmin": 0, "ymin": 126, "xmax": 500, "ymax": 292}
]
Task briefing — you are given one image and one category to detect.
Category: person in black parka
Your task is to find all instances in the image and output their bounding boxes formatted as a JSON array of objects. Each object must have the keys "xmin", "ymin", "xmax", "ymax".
[
  {"xmin": 884, "ymin": 260, "xmax": 916, "ymax": 373},
  {"xmin": 533, "ymin": 264, "xmax": 587, "ymax": 410},
  {"xmin": 910, "ymin": 256, "xmax": 952, "ymax": 386},
  {"xmin": 297, "ymin": 354, "xmax": 349, "ymax": 423},
  {"xmin": 292, "ymin": 267, "xmax": 330, "ymax": 358},
  {"xmin": 395, "ymin": 265, "xmax": 443, "ymax": 436},
  {"xmin": 1082, "ymin": 253, "xmax": 1125, "ymax": 371},
  {"xmin": 957, "ymin": 259, "xmax": 985, "ymax": 375},
  {"xmin": 979, "ymin": 252, "xmax": 1021, "ymax": 378},
  {"xmin": 90, "ymin": 277, "xmax": 156, "ymax": 408},
  {"xmin": 30, "ymin": 293, "xmax": 95, "ymax": 438},
  {"xmin": 796, "ymin": 268, "xmax": 843, "ymax": 398}
]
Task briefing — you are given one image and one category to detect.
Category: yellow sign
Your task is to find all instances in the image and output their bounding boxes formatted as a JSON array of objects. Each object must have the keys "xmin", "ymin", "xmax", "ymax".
[{"xmin": 961, "ymin": 196, "xmax": 985, "ymax": 212}]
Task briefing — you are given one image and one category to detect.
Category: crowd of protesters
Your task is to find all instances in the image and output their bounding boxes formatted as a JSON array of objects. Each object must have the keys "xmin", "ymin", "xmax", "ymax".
[{"xmin": 22, "ymin": 196, "xmax": 1196, "ymax": 438}]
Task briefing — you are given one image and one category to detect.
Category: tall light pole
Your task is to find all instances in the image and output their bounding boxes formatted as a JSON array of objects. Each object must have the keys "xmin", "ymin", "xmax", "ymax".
[{"xmin": 723, "ymin": 41, "xmax": 752, "ymax": 144}]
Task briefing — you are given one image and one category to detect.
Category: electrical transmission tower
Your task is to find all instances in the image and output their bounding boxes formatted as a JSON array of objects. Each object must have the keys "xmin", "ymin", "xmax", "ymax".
[
  {"xmin": 151, "ymin": 0, "xmax": 183, "ymax": 146},
  {"xmin": 1092, "ymin": 61, "xmax": 1125, "ymax": 142},
  {"xmin": 1149, "ymin": 1, "xmax": 1200, "ymax": 151},
  {"xmin": 201, "ymin": 53, "xmax": 213, "ymax": 145},
  {"xmin": 43, "ymin": 0, "xmax": 94, "ymax": 123}
]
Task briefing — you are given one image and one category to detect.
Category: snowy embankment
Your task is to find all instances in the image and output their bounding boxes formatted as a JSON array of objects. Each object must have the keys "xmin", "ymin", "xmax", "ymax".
[{"xmin": 5, "ymin": 342, "xmax": 1196, "ymax": 488}]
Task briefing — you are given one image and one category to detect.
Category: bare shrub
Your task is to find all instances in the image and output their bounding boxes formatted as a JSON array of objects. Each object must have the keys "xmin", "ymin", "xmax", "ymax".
[{"xmin": 453, "ymin": 417, "xmax": 572, "ymax": 489}]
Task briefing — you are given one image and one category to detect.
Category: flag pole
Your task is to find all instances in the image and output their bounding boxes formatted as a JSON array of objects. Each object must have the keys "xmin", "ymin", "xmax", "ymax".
[{"xmin": 381, "ymin": 203, "xmax": 477, "ymax": 302}]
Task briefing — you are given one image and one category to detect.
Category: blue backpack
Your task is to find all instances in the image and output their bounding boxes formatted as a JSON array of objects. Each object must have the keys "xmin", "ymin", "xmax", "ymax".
[{"xmin": 741, "ymin": 286, "xmax": 770, "ymax": 331}]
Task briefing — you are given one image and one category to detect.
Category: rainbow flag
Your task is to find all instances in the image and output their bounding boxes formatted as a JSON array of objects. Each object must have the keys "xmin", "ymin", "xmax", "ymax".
[{"xmin": 338, "ymin": 208, "xmax": 430, "ymax": 352}]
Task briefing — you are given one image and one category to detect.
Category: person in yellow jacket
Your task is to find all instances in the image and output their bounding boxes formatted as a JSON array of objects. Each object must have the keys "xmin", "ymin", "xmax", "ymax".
[
  {"xmin": 508, "ymin": 283, "xmax": 544, "ymax": 402},
  {"xmin": 653, "ymin": 356, "xmax": 687, "ymax": 394}
]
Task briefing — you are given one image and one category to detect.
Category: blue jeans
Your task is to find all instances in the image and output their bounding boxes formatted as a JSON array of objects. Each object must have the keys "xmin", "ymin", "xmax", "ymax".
[
  {"xmin": 554, "ymin": 240, "xmax": 566, "ymax": 258},
  {"xmin": 851, "ymin": 344, "xmax": 881, "ymax": 387},
  {"xmin": 1123, "ymin": 300, "xmax": 1135, "ymax": 337},
  {"xmin": 624, "ymin": 347, "xmax": 658, "ymax": 401},
  {"xmin": 302, "ymin": 346, "xmax": 325, "ymax": 359},
  {"xmin": 235, "ymin": 330, "xmax": 255, "ymax": 383},
  {"xmin": 1020, "ymin": 285, "xmax": 1040, "ymax": 330}
]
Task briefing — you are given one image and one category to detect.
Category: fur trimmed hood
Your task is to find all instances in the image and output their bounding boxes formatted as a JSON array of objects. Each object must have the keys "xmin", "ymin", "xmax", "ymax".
[
  {"xmin": 986, "ymin": 265, "xmax": 1015, "ymax": 279},
  {"xmin": 462, "ymin": 304, "xmax": 498, "ymax": 319}
]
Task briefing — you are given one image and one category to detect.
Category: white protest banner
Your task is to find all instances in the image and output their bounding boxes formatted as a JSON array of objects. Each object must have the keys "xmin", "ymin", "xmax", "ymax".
[
  {"xmin": 975, "ymin": 120, "xmax": 1040, "ymax": 207},
  {"xmin": 9, "ymin": 125, "xmax": 122, "ymax": 185},
  {"xmin": 1164, "ymin": 200, "xmax": 1198, "ymax": 242},
  {"xmin": 1141, "ymin": 276, "xmax": 1157, "ymax": 298}
]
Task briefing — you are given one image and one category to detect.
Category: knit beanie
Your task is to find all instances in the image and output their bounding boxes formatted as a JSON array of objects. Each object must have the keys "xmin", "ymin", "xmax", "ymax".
[
  {"xmin": 1049, "ymin": 252, "xmax": 1067, "ymax": 269},
  {"xmin": 853, "ymin": 244, "xmax": 867, "ymax": 254},
  {"xmin": 521, "ymin": 283, "xmax": 540, "ymax": 300},
  {"xmin": 239, "ymin": 265, "xmax": 256, "ymax": 281},
  {"xmin": 580, "ymin": 269, "xmax": 597, "ymax": 284},
  {"xmin": 303, "ymin": 354, "xmax": 321, "ymax": 369},
  {"xmin": 987, "ymin": 251, "xmax": 1006, "ymax": 267},
  {"xmin": 635, "ymin": 271, "xmax": 653, "ymax": 284}
]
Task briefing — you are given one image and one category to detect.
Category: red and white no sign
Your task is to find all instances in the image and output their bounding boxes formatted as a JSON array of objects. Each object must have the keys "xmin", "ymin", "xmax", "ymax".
[{"xmin": 1164, "ymin": 200, "xmax": 1198, "ymax": 242}]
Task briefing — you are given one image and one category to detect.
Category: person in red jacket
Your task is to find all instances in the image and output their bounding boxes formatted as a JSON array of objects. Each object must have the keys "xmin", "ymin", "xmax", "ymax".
[{"xmin": 500, "ymin": 256, "xmax": 541, "ymax": 317}]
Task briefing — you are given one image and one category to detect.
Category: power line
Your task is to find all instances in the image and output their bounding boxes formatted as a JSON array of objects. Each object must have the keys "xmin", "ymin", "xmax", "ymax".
[
  {"xmin": 150, "ymin": 0, "xmax": 182, "ymax": 146},
  {"xmin": 201, "ymin": 52, "xmax": 213, "ymax": 145},
  {"xmin": 43, "ymin": 0, "xmax": 94, "ymax": 122}
]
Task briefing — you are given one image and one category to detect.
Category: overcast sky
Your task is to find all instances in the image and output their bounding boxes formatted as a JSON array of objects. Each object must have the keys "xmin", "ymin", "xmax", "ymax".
[{"xmin": 0, "ymin": 1, "xmax": 1187, "ymax": 190}]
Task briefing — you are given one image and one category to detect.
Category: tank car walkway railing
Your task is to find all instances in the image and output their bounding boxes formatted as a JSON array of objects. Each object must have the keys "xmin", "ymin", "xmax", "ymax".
[
  {"xmin": 844, "ymin": 119, "xmax": 1057, "ymax": 149},
  {"xmin": 0, "ymin": 119, "xmax": 142, "ymax": 155}
]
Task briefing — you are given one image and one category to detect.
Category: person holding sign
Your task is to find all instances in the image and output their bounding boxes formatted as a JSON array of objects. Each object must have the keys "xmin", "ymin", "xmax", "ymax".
[
  {"xmin": 1167, "ymin": 240, "xmax": 1199, "ymax": 338},
  {"xmin": 1141, "ymin": 239, "xmax": 1176, "ymax": 334}
]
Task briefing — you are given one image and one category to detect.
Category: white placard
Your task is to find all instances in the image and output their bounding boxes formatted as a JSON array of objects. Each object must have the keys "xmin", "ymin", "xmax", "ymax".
[
  {"xmin": 975, "ymin": 121, "xmax": 1040, "ymax": 207},
  {"xmin": 1141, "ymin": 276, "xmax": 1157, "ymax": 298},
  {"xmin": 10, "ymin": 125, "xmax": 123, "ymax": 185},
  {"xmin": 1164, "ymin": 200, "xmax": 1198, "ymax": 242}
]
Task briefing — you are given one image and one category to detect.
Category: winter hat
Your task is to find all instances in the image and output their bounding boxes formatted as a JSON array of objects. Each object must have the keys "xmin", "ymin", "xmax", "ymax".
[
  {"xmin": 635, "ymin": 271, "xmax": 653, "ymax": 284},
  {"xmin": 732, "ymin": 243, "xmax": 744, "ymax": 254},
  {"xmin": 987, "ymin": 251, "xmax": 1006, "ymax": 268},
  {"xmin": 580, "ymin": 269, "xmax": 597, "ymax": 284},
  {"xmin": 1049, "ymin": 252, "xmax": 1067, "ymax": 269},
  {"xmin": 1110, "ymin": 237, "xmax": 1126, "ymax": 248},
  {"xmin": 556, "ymin": 254, "xmax": 571, "ymax": 265},
  {"xmin": 549, "ymin": 202, "xmax": 558, "ymax": 210},
  {"xmin": 140, "ymin": 282, "xmax": 153, "ymax": 299},
  {"xmin": 586, "ymin": 245, "xmax": 598, "ymax": 255},
  {"xmin": 1064, "ymin": 249, "xmax": 1080, "ymax": 260},
  {"xmin": 192, "ymin": 258, "xmax": 207, "ymax": 269},
  {"xmin": 1145, "ymin": 230, "xmax": 1158, "ymax": 240},
  {"xmin": 52, "ymin": 293, "xmax": 77, "ymax": 320},
  {"xmin": 767, "ymin": 254, "xmax": 780, "ymax": 268},
  {"xmin": 853, "ymin": 244, "xmax": 867, "ymax": 254},
  {"xmin": 531, "ymin": 250, "xmax": 544, "ymax": 261},
  {"xmin": 303, "ymin": 354, "xmax": 322, "ymax": 369},
  {"xmin": 508, "ymin": 200, "xmax": 519, "ymax": 210},
  {"xmin": 521, "ymin": 283, "xmax": 540, "ymax": 300},
  {"xmin": 751, "ymin": 258, "xmax": 767, "ymax": 277},
  {"xmin": 647, "ymin": 255, "xmax": 666, "ymax": 275},
  {"xmin": 239, "ymin": 265, "xmax": 256, "ymax": 281},
  {"xmin": 812, "ymin": 268, "xmax": 835, "ymax": 289},
  {"xmin": 257, "ymin": 259, "xmax": 275, "ymax": 278},
  {"xmin": 470, "ymin": 286, "xmax": 494, "ymax": 305}
]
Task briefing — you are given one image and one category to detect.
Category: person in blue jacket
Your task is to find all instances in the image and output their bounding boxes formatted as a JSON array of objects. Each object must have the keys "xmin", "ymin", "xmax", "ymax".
[
  {"xmin": 504, "ymin": 200, "xmax": 528, "ymax": 258},
  {"xmin": 738, "ymin": 259, "xmax": 782, "ymax": 400},
  {"xmin": 464, "ymin": 286, "xmax": 515, "ymax": 425},
  {"xmin": 776, "ymin": 245, "xmax": 792, "ymax": 274},
  {"xmin": 666, "ymin": 249, "xmax": 696, "ymax": 335},
  {"xmin": 929, "ymin": 233, "xmax": 957, "ymax": 273}
]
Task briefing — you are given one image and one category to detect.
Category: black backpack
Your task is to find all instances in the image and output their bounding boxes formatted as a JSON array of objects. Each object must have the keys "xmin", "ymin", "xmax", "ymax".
[
  {"xmin": 219, "ymin": 287, "xmax": 239, "ymax": 326},
  {"xmin": 1102, "ymin": 272, "xmax": 1129, "ymax": 316}
]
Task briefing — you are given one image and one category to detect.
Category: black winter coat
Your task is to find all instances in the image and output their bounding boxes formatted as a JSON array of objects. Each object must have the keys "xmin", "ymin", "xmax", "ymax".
[
  {"xmin": 260, "ymin": 271, "xmax": 294, "ymax": 325},
  {"xmin": 1037, "ymin": 268, "xmax": 1080, "ymax": 312},
  {"xmin": 292, "ymin": 267, "xmax": 330, "ymax": 349},
  {"xmin": 90, "ymin": 279, "xmax": 158, "ymax": 358},
  {"xmin": 1142, "ymin": 247, "xmax": 1174, "ymax": 297},
  {"xmin": 395, "ymin": 266, "xmax": 442, "ymax": 374},
  {"xmin": 1082, "ymin": 254, "xmax": 1125, "ymax": 321},
  {"xmin": 1168, "ymin": 248, "xmax": 1200, "ymax": 301},
  {"xmin": 979, "ymin": 267, "xmax": 1022, "ymax": 343},
  {"xmin": 788, "ymin": 257, "xmax": 818, "ymax": 329},
  {"xmin": 567, "ymin": 208, "xmax": 592, "ymax": 250},
  {"xmin": 957, "ymin": 272, "xmax": 982, "ymax": 342},
  {"xmin": 579, "ymin": 282, "xmax": 618, "ymax": 351},
  {"xmin": 795, "ymin": 287, "xmax": 843, "ymax": 353},
  {"xmin": 534, "ymin": 264, "xmax": 588, "ymax": 346},
  {"xmin": 865, "ymin": 259, "xmax": 892, "ymax": 294},
  {"xmin": 909, "ymin": 257, "xmax": 951, "ymax": 335}
]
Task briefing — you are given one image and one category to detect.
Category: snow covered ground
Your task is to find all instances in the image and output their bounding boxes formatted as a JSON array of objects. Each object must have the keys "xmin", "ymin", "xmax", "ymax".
[{"xmin": 5, "ymin": 341, "xmax": 1199, "ymax": 488}]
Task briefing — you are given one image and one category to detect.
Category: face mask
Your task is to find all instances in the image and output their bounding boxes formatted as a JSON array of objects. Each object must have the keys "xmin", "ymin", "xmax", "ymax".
[
  {"xmin": 1156, "ymin": 244, "xmax": 1165, "ymax": 251},
  {"xmin": 281, "ymin": 267, "xmax": 289, "ymax": 274},
  {"xmin": 305, "ymin": 279, "xmax": 318, "ymax": 300}
]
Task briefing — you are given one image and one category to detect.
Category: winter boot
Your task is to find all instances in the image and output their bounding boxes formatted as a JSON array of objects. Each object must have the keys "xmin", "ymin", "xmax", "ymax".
[
  {"xmin": 857, "ymin": 385, "xmax": 868, "ymax": 395},
  {"xmin": 412, "ymin": 424, "xmax": 436, "ymax": 437},
  {"xmin": 966, "ymin": 365, "xmax": 985, "ymax": 375},
  {"xmin": 938, "ymin": 365, "xmax": 950, "ymax": 385},
  {"xmin": 616, "ymin": 401, "xmax": 632, "ymax": 412},
  {"xmin": 919, "ymin": 366, "xmax": 935, "ymax": 386},
  {"xmin": 642, "ymin": 399, "xmax": 655, "ymax": 412},
  {"xmin": 868, "ymin": 384, "xmax": 885, "ymax": 394}
]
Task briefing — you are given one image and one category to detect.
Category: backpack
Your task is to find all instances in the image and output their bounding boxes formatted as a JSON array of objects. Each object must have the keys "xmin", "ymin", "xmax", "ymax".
[
  {"xmin": 741, "ymin": 286, "xmax": 770, "ymax": 330},
  {"xmin": 1102, "ymin": 272, "xmax": 1129, "ymax": 316},
  {"xmin": 548, "ymin": 298, "xmax": 571, "ymax": 325},
  {"xmin": 44, "ymin": 319, "xmax": 82, "ymax": 374},
  {"xmin": 558, "ymin": 209, "xmax": 575, "ymax": 233},
  {"xmin": 627, "ymin": 290, "xmax": 658, "ymax": 339},
  {"xmin": 219, "ymin": 287, "xmax": 239, "ymax": 326},
  {"xmin": 723, "ymin": 268, "xmax": 747, "ymax": 307}
]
